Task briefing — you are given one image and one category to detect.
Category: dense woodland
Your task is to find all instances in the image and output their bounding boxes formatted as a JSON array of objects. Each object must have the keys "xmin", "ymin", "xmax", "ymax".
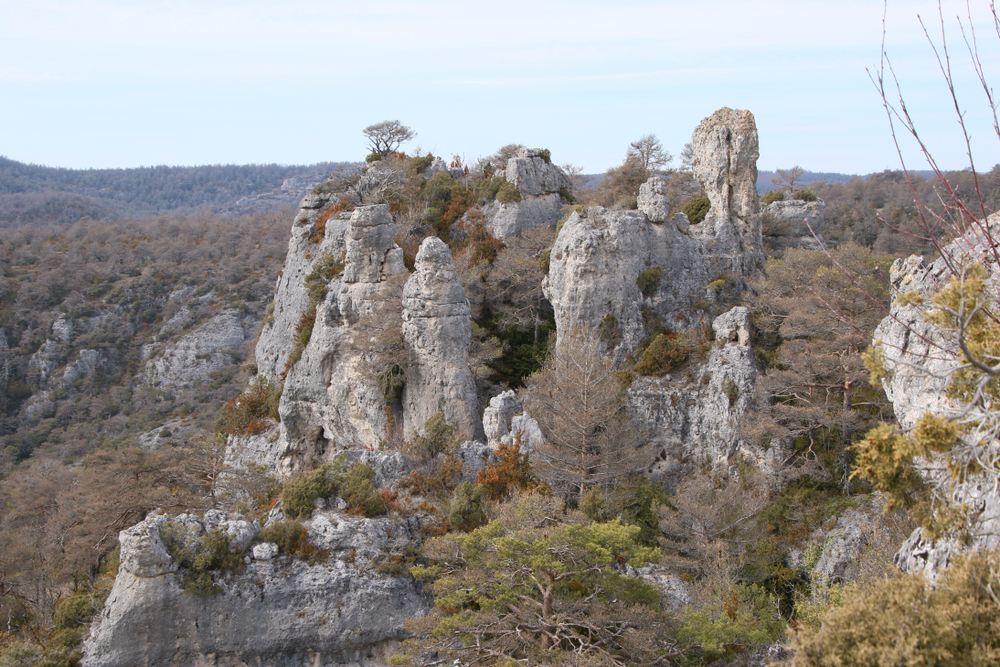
[
  {"xmin": 0, "ymin": 130, "xmax": 997, "ymax": 666},
  {"xmin": 0, "ymin": 157, "xmax": 356, "ymax": 225}
]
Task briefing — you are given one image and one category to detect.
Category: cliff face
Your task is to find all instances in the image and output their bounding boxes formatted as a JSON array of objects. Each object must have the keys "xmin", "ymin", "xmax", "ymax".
[
  {"xmin": 255, "ymin": 193, "xmax": 352, "ymax": 382},
  {"xmin": 276, "ymin": 205, "xmax": 406, "ymax": 470},
  {"xmin": 871, "ymin": 216, "xmax": 1000, "ymax": 570},
  {"xmin": 86, "ymin": 109, "xmax": 783, "ymax": 667},
  {"xmin": 255, "ymin": 205, "xmax": 483, "ymax": 472}
]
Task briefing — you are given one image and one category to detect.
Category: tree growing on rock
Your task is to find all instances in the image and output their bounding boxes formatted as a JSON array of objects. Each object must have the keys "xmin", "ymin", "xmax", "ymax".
[
  {"xmin": 399, "ymin": 493, "xmax": 679, "ymax": 666},
  {"xmin": 362, "ymin": 120, "xmax": 416, "ymax": 161}
]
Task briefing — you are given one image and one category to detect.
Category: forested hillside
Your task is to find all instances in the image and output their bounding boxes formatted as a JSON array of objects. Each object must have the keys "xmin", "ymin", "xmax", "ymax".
[{"xmin": 0, "ymin": 157, "xmax": 358, "ymax": 225}]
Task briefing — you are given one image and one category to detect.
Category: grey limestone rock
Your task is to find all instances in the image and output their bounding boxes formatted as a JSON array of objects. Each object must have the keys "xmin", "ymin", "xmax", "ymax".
[
  {"xmin": 143, "ymin": 309, "xmax": 247, "ymax": 390},
  {"xmin": 762, "ymin": 199, "xmax": 826, "ymax": 251},
  {"xmin": 500, "ymin": 414, "xmax": 545, "ymax": 451},
  {"xmin": 401, "ymin": 237, "xmax": 483, "ymax": 441},
  {"xmin": 690, "ymin": 107, "xmax": 765, "ymax": 278},
  {"xmin": 255, "ymin": 192, "xmax": 352, "ymax": 381},
  {"xmin": 486, "ymin": 192, "xmax": 565, "ymax": 241},
  {"xmin": 505, "ymin": 147, "xmax": 571, "ymax": 196},
  {"xmin": 544, "ymin": 109, "xmax": 763, "ymax": 357},
  {"xmin": 276, "ymin": 205, "xmax": 406, "ymax": 470},
  {"xmin": 544, "ymin": 205, "xmax": 712, "ymax": 355},
  {"xmin": 628, "ymin": 308, "xmax": 762, "ymax": 474},
  {"xmin": 871, "ymin": 216, "xmax": 1000, "ymax": 565},
  {"xmin": 486, "ymin": 148, "xmax": 571, "ymax": 240},
  {"xmin": 894, "ymin": 527, "xmax": 959, "ymax": 575},
  {"xmin": 83, "ymin": 510, "xmax": 433, "ymax": 667},
  {"xmin": 637, "ymin": 176, "xmax": 670, "ymax": 223},
  {"xmin": 483, "ymin": 390, "xmax": 522, "ymax": 448}
]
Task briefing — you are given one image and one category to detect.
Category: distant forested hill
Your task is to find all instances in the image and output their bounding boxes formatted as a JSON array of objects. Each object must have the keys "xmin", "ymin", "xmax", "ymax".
[{"xmin": 0, "ymin": 157, "xmax": 359, "ymax": 225}]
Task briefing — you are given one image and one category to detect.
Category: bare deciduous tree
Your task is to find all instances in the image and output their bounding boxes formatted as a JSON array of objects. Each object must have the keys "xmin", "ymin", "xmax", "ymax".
[
  {"xmin": 362, "ymin": 120, "xmax": 416, "ymax": 159},
  {"xmin": 519, "ymin": 330, "xmax": 653, "ymax": 498}
]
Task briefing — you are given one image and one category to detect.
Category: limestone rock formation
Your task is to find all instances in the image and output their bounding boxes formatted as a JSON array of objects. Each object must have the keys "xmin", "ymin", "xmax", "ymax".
[
  {"xmin": 762, "ymin": 199, "xmax": 826, "ymax": 251},
  {"xmin": 276, "ymin": 204, "xmax": 406, "ymax": 470},
  {"xmin": 255, "ymin": 193, "xmax": 352, "ymax": 381},
  {"xmin": 628, "ymin": 308, "xmax": 768, "ymax": 474},
  {"xmin": 143, "ymin": 309, "xmax": 248, "ymax": 390},
  {"xmin": 485, "ymin": 148, "xmax": 571, "ymax": 240},
  {"xmin": 483, "ymin": 390, "xmax": 522, "ymax": 448},
  {"xmin": 544, "ymin": 109, "xmax": 763, "ymax": 356},
  {"xmin": 82, "ymin": 510, "xmax": 432, "ymax": 667},
  {"xmin": 401, "ymin": 236, "xmax": 483, "ymax": 441},
  {"xmin": 544, "ymin": 205, "xmax": 712, "ymax": 354},
  {"xmin": 871, "ymin": 217, "xmax": 1000, "ymax": 567},
  {"xmin": 689, "ymin": 107, "xmax": 764, "ymax": 277}
]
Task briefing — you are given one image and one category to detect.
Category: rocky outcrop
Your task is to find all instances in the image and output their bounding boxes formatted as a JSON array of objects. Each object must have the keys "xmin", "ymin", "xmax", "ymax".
[
  {"xmin": 689, "ymin": 107, "xmax": 764, "ymax": 278},
  {"xmin": 762, "ymin": 199, "xmax": 826, "ymax": 251},
  {"xmin": 83, "ymin": 509, "xmax": 432, "ymax": 667},
  {"xmin": 255, "ymin": 193, "xmax": 352, "ymax": 381},
  {"xmin": 544, "ymin": 109, "xmax": 762, "ymax": 356},
  {"xmin": 485, "ymin": 148, "xmax": 571, "ymax": 240},
  {"xmin": 628, "ymin": 308, "xmax": 772, "ymax": 474},
  {"xmin": 401, "ymin": 237, "xmax": 483, "ymax": 441},
  {"xmin": 871, "ymin": 216, "xmax": 1000, "ymax": 567},
  {"xmin": 276, "ymin": 205, "xmax": 406, "ymax": 470},
  {"xmin": 544, "ymin": 205, "xmax": 712, "ymax": 354},
  {"xmin": 483, "ymin": 390, "xmax": 522, "ymax": 448},
  {"xmin": 143, "ymin": 310, "xmax": 248, "ymax": 390}
]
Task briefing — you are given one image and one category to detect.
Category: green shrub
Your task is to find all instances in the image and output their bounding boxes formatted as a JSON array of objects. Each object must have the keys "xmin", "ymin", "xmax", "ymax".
[
  {"xmin": 790, "ymin": 552, "xmax": 1000, "ymax": 666},
  {"xmin": 619, "ymin": 195, "xmax": 638, "ymax": 210},
  {"xmin": 222, "ymin": 376, "xmax": 282, "ymax": 435},
  {"xmin": 636, "ymin": 266, "xmax": 662, "ymax": 299},
  {"xmin": 722, "ymin": 377, "xmax": 739, "ymax": 406},
  {"xmin": 282, "ymin": 465, "xmax": 339, "ymax": 519},
  {"xmin": 405, "ymin": 413, "xmax": 460, "ymax": 460},
  {"xmin": 538, "ymin": 149, "xmax": 552, "ymax": 163},
  {"xmin": 633, "ymin": 332, "xmax": 689, "ymax": 375},
  {"xmin": 793, "ymin": 189, "xmax": 818, "ymax": 202},
  {"xmin": 256, "ymin": 520, "xmax": 309, "ymax": 555},
  {"xmin": 761, "ymin": 189, "xmax": 785, "ymax": 205},
  {"xmin": 53, "ymin": 592, "xmax": 94, "ymax": 630},
  {"xmin": 448, "ymin": 482, "xmax": 486, "ymax": 531},
  {"xmin": 558, "ymin": 187, "xmax": 573, "ymax": 203},
  {"xmin": 678, "ymin": 583, "xmax": 786, "ymax": 663},
  {"xmin": 539, "ymin": 249, "xmax": 551, "ymax": 275},
  {"xmin": 304, "ymin": 251, "xmax": 343, "ymax": 307},
  {"xmin": 339, "ymin": 462, "xmax": 387, "ymax": 517},
  {"xmin": 682, "ymin": 196, "xmax": 711, "ymax": 224},
  {"xmin": 410, "ymin": 154, "xmax": 434, "ymax": 174},
  {"xmin": 496, "ymin": 179, "xmax": 522, "ymax": 204},
  {"xmin": 159, "ymin": 526, "xmax": 244, "ymax": 595}
]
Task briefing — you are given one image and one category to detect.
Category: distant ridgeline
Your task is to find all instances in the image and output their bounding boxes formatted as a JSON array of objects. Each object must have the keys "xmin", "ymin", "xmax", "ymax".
[{"xmin": 0, "ymin": 157, "xmax": 360, "ymax": 225}]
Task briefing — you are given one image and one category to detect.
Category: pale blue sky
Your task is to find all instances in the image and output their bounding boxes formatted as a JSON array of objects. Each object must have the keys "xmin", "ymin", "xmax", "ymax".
[{"xmin": 2, "ymin": 0, "xmax": 999, "ymax": 174}]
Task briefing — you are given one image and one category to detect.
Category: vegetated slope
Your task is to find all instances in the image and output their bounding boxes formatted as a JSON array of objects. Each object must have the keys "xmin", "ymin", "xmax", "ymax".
[{"xmin": 0, "ymin": 157, "xmax": 359, "ymax": 225}]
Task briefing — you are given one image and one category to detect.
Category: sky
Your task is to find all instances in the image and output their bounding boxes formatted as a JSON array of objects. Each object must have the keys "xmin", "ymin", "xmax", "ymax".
[{"xmin": 2, "ymin": 0, "xmax": 1000, "ymax": 175}]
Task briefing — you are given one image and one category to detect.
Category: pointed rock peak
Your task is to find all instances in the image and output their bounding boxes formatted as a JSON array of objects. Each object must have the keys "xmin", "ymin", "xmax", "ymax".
[
  {"xmin": 691, "ymin": 107, "xmax": 760, "ymax": 229},
  {"xmin": 413, "ymin": 235, "xmax": 454, "ymax": 270},
  {"xmin": 342, "ymin": 204, "xmax": 403, "ymax": 285},
  {"xmin": 404, "ymin": 237, "xmax": 467, "ymax": 311}
]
